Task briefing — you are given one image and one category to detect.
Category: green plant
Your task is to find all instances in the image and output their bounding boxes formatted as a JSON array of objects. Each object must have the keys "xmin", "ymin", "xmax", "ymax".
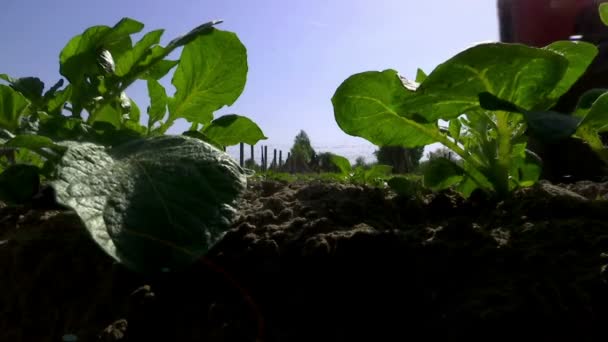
[
  {"xmin": 330, "ymin": 154, "xmax": 392, "ymax": 187},
  {"xmin": 332, "ymin": 39, "xmax": 600, "ymax": 198},
  {"xmin": 0, "ymin": 18, "xmax": 267, "ymax": 273}
]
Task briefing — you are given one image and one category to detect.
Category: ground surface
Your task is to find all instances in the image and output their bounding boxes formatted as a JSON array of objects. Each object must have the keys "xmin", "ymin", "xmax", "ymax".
[{"xmin": 2, "ymin": 178, "xmax": 608, "ymax": 341}]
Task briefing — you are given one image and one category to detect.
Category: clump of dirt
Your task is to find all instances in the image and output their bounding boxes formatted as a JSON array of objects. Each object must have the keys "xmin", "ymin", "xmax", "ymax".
[{"xmin": 2, "ymin": 179, "xmax": 608, "ymax": 341}]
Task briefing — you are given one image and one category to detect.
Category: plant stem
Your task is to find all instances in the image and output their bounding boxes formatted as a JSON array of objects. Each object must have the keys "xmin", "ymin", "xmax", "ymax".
[{"xmin": 494, "ymin": 110, "xmax": 512, "ymax": 196}]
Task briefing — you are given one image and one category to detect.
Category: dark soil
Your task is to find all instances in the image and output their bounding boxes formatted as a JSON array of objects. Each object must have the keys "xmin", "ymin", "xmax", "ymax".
[{"xmin": 2, "ymin": 179, "xmax": 608, "ymax": 341}]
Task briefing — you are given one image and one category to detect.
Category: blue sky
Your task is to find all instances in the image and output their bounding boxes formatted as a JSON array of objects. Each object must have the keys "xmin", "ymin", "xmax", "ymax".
[{"xmin": 0, "ymin": 0, "xmax": 499, "ymax": 162}]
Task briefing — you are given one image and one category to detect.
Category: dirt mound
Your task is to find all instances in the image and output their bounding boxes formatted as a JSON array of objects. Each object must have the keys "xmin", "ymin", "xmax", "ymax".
[{"xmin": 2, "ymin": 179, "xmax": 608, "ymax": 341}]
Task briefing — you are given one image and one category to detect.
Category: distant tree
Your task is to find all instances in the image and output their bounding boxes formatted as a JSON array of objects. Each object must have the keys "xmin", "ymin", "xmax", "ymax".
[
  {"xmin": 306, "ymin": 152, "xmax": 339, "ymax": 173},
  {"xmin": 374, "ymin": 145, "xmax": 424, "ymax": 174},
  {"xmin": 244, "ymin": 158, "xmax": 259, "ymax": 170},
  {"xmin": 426, "ymin": 147, "xmax": 460, "ymax": 162},
  {"xmin": 283, "ymin": 130, "xmax": 318, "ymax": 173},
  {"xmin": 354, "ymin": 156, "xmax": 369, "ymax": 169}
]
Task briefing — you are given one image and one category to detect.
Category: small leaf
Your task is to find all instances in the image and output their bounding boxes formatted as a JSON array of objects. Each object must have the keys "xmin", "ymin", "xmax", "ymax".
[
  {"xmin": 43, "ymin": 79, "xmax": 65, "ymax": 100},
  {"xmin": 0, "ymin": 84, "xmax": 29, "ymax": 131},
  {"xmin": 51, "ymin": 135, "xmax": 248, "ymax": 273},
  {"xmin": 115, "ymin": 29, "xmax": 164, "ymax": 76},
  {"xmin": 0, "ymin": 164, "xmax": 40, "ymax": 204},
  {"xmin": 46, "ymin": 85, "xmax": 72, "ymax": 115},
  {"xmin": 8, "ymin": 77, "xmax": 45, "ymax": 104},
  {"xmin": 579, "ymin": 92, "xmax": 608, "ymax": 131},
  {"xmin": 448, "ymin": 118, "xmax": 462, "ymax": 142},
  {"xmin": 600, "ymin": 3, "xmax": 608, "ymax": 26},
  {"xmin": 170, "ymin": 28, "xmax": 248, "ymax": 124},
  {"xmin": 574, "ymin": 88, "xmax": 608, "ymax": 118},
  {"xmin": 329, "ymin": 154, "xmax": 351, "ymax": 175},
  {"xmin": 423, "ymin": 157, "xmax": 465, "ymax": 190},
  {"xmin": 202, "ymin": 114, "xmax": 267, "ymax": 147},
  {"xmin": 147, "ymin": 79, "xmax": 168, "ymax": 126},
  {"xmin": 415, "ymin": 68, "xmax": 427, "ymax": 83}
]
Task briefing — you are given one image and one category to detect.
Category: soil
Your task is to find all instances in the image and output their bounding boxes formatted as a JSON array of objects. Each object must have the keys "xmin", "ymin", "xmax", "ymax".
[{"xmin": 2, "ymin": 178, "xmax": 608, "ymax": 341}]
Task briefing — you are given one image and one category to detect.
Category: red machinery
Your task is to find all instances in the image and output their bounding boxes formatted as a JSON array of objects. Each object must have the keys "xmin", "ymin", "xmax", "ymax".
[{"xmin": 497, "ymin": 0, "xmax": 608, "ymax": 182}]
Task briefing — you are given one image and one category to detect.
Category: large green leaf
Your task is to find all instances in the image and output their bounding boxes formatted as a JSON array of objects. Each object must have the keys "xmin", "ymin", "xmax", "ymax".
[
  {"xmin": 417, "ymin": 43, "xmax": 569, "ymax": 119},
  {"xmin": 331, "ymin": 69, "xmax": 439, "ymax": 148},
  {"xmin": 202, "ymin": 114, "xmax": 267, "ymax": 147},
  {"xmin": 0, "ymin": 84, "xmax": 29, "ymax": 131},
  {"xmin": 51, "ymin": 135, "xmax": 248, "ymax": 273},
  {"xmin": 170, "ymin": 28, "xmax": 248, "ymax": 124},
  {"xmin": 543, "ymin": 41, "xmax": 597, "ymax": 102}
]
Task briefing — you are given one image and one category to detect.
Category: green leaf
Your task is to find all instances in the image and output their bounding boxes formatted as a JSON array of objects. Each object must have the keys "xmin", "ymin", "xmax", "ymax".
[
  {"xmin": 388, "ymin": 176, "xmax": 421, "ymax": 197},
  {"xmin": 7, "ymin": 77, "xmax": 45, "ymax": 104},
  {"xmin": 364, "ymin": 164, "xmax": 393, "ymax": 180},
  {"xmin": 415, "ymin": 68, "xmax": 427, "ymax": 83},
  {"xmin": 47, "ymin": 85, "xmax": 72, "ymax": 115},
  {"xmin": 147, "ymin": 79, "xmax": 168, "ymax": 126},
  {"xmin": 0, "ymin": 164, "xmax": 40, "ymax": 204},
  {"xmin": 510, "ymin": 143, "xmax": 541, "ymax": 188},
  {"xmin": 600, "ymin": 3, "xmax": 608, "ymax": 26},
  {"xmin": 543, "ymin": 41, "xmax": 597, "ymax": 101},
  {"xmin": 331, "ymin": 69, "xmax": 439, "ymax": 148},
  {"xmin": 0, "ymin": 84, "xmax": 29, "ymax": 131},
  {"xmin": 5, "ymin": 134, "xmax": 67, "ymax": 154},
  {"xmin": 51, "ymin": 135, "xmax": 248, "ymax": 273},
  {"xmin": 579, "ymin": 92, "xmax": 608, "ymax": 131},
  {"xmin": 166, "ymin": 20, "xmax": 222, "ymax": 51},
  {"xmin": 574, "ymin": 88, "xmax": 608, "ymax": 118},
  {"xmin": 170, "ymin": 28, "xmax": 248, "ymax": 124},
  {"xmin": 115, "ymin": 29, "xmax": 164, "ymax": 76},
  {"xmin": 92, "ymin": 104, "xmax": 122, "ymax": 128},
  {"xmin": 37, "ymin": 115, "xmax": 88, "ymax": 141},
  {"xmin": 60, "ymin": 18, "xmax": 142, "ymax": 84},
  {"xmin": 423, "ymin": 157, "xmax": 465, "ymax": 190},
  {"xmin": 418, "ymin": 43, "xmax": 569, "ymax": 119},
  {"xmin": 181, "ymin": 130, "xmax": 224, "ymax": 149},
  {"xmin": 142, "ymin": 59, "xmax": 179, "ymax": 80},
  {"xmin": 60, "ymin": 26, "xmax": 113, "ymax": 83},
  {"xmin": 329, "ymin": 154, "xmax": 351, "ymax": 174},
  {"xmin": 127, "ymin": 96, "xmax": 141, "ymax": 122},
  {"xmin": 202, "ymin": 114, "xmax": 267, "ymax": 147},
  {"xmin": 448, "ymin": 117, "xmax": 462, "ymax": 142},
  {"xmin": 0, "ymin": 74, "xmax": 14, "ymax": 83}
]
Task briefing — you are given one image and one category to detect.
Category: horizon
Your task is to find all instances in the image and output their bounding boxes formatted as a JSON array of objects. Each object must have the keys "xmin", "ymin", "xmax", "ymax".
[{"xmin": 1, "ymin": 0, "xmax": 500, "ymax": 163}]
